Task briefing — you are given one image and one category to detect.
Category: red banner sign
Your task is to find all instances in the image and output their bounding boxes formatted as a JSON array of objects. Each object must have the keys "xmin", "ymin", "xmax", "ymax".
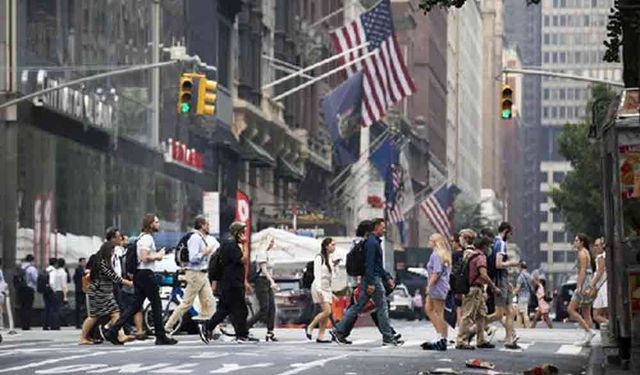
[{"xmin": 235, "ymin": 190, "xmax": 251, "ymax": 279}]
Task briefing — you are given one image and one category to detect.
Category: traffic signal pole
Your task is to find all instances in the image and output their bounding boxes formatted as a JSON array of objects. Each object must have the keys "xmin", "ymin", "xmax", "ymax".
[{"xmin": 502, "ymin": 67, "xmax": 625, "ymax": 87}]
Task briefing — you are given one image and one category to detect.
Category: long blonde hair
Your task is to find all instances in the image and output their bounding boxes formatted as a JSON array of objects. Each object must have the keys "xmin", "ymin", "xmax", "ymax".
[{"xmin": 430, "ymin": 233, "xmax": 452, "ymax": 267}]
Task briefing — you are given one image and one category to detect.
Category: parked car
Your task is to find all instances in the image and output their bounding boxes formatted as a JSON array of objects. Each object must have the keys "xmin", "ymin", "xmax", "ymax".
[
  {"xmin": 274, "ymin": 277, "xmax": 311, "ymax": 325},
  {"xmin": 554, "ymin": 277, "xmax": 577, "ymax": 322},
  {"xmin": 389, "ymin": 284, "xmax": 415, "ymax": 320}
]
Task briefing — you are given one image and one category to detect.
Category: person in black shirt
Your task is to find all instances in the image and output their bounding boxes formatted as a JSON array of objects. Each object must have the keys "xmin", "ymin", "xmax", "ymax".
[
  {"xmin": 200, "ymin": 221, "xmax": 258, "ymax": 343},
  {"xmin": 74, "ymin": 258, "xmax": 87, "ymax": 328}
]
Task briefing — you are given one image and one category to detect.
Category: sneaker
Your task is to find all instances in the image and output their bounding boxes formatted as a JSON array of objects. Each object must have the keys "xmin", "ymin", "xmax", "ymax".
[
  {"xmin": 512, "ymin": 332, "xmax": 520, "ymax": 344},
  {"xmin": 330, "ymin": 329, "xmax": 352, "ymax": 345},
  {"xmin": 236, "ymin": 335, "xmax": 259, "ymax": 343},
  {"xmin": 504, "ymin": 342, "xmax": 522, "ymax": 350},
  {"xmin": 164, "ymin": 325, "xmax": 172, "ymax": 336},
  {"xmin": 98, "ymin": 325, "xmax": 107, "ymax": 340},
  {"xmin": 420, "ymin": 341, "xmax": 435, "ymax": 350},
  {"xmin": 394, "ymin": 333, "xmax": 402, "ymax": 341},
  {"xmin": 382, "ymin": 339, "xmax": 404, "ymax": 347},
  {"xmin": 438, "ymin": 338, "xmax": 448, "ymax": 351},
  {"xmin": 476, "ymin": 342, "xmax": 496, "ymax": 349},
  {"xmin": 103, "ymin": 328, "xmax": 123, "ymax": 346},
  {"xmin": 155, "ymin": 336, "xmax": 178, "ymax": 345},
  {"xmin": 198, "ymin": 323, "xmax": 210, "ymax": 344},
  {"xmin": 455, "ymin": 343, "xmax": 475, "ymax": 350}
]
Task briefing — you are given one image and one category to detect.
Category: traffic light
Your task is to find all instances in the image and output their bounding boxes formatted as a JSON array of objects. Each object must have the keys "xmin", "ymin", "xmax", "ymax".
[
  {"xmin": 196, "ymin": 78, "xmax": 217, "ymax": 116},
  {"xmin": 177, "ymin": 73, "xmax": 198, "ymax": 114},
  {"xmin": 500, "ymin": 84, "xmax": 513, "ymax": 119}
]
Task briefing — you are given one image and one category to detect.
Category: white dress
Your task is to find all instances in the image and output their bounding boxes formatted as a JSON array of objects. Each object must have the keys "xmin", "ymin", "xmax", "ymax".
[
  {"xmin": 593, "ymin": 252, "xmax": 608, "ymax": 309},
  {"xmin": 311, "ymin": 254, "xmax": 334, "ymax": 304}
]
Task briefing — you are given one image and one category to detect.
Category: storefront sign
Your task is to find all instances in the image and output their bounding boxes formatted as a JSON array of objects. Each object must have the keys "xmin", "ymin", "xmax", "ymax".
[
  {"xmin": 619, "ymin": 143, "xmax": 640, "ymax": 199},
  {"xmin": 162, "ymin": 138, "xmax": 204, "ymax": 173},
  {"xmin": 27, "ymin": 70, "xmax": 116, "ymax": 130}
]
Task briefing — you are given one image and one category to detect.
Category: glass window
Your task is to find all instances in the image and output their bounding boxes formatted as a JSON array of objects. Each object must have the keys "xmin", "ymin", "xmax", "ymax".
[
  {"xmin": 559, "ymin": 89, "xmax": 566, "ymax": 100},
  {"xmin": 584, "ymin": 15, "xmax": 589, "ymax": 27},
  {"xmin": 566, "ymin": 251, "xmax": 576, "ymax": 263},
  {"xmin": 560, "ymin": 16, "xmax": 566, "ymax": 27},
  {"xmin": 553, "ymin": 16, "xmax": 558, "ymax": 27},
  {"xmin": 539, "ymin": 231, "xmax": 548, "ymax": 244},
  {"xmin": 540, "ymin": 211, "xmax": 549, "ymax": 222},
  {"xmin": 553, "ymin": 231, "xmax": 566, "ymax": 243},
  {"xmin": 552, "ymin": 107, "xmax": 558, "ymax": 118},
  {"xmin": 560, "ymin": 106, "xmax": 566, "ymax": 118},
  {"xmin": 544, "ymin": 89, "xmax": 550, "ymax": 100},
  {"xmin": 560, "ymin": 52, "xmax": 566, "ymax": 63},
  {"xmin": 544, "ymin": 107, "xmax": 550, "ymax": 118},
  {"xmin": 544, "ymin": 34, "xmax": 550, "ymax": 45},
  {"xmin": 568, "ymin": 106, "xmax": 574, "ymax": 118},
  {"xmin": 553, "ymin": 251, "xmax": 566, "ymax": 263},
  {"xmin": 553, "ymin": 211, "xmax": 565, "ymax": 223},
  {"xmin": 544, "ymin": 52, "xmax": 550, "ymax": 63},
  {"xmin": 552, "ymin": 53, "xmax": 558, "ymax": 63},
  {"xmin": 544, "ymin": 16, "xmax": 550, "ymax": 27}
]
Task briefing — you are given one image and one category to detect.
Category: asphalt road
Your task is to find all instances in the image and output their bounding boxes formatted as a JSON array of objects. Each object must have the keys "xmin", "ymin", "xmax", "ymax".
[{"xmin": 0, "ymin": 321, "xmax": 594, "ymax": 375}]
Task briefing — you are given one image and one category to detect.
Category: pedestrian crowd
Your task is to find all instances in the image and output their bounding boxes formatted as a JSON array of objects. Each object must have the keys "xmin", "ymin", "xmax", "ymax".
[{"xmin": 2, "ymin": 214, "xmax": 608, "ymax": 351}]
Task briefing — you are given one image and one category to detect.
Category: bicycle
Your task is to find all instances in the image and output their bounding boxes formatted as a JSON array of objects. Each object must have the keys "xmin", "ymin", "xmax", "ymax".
[{"xmin": 143, "ymin": 270, "xmax": 201, "ymax": 335}]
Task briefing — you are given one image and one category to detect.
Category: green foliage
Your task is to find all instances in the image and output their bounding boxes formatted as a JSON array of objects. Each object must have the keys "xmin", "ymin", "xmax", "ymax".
[
  {"xmin": 454, "ymin": 199, "xmax": 495, "ymax": 233},
  {"xmin": 548, "ymin": 85, "xmax": 617, "ymax": 239}
]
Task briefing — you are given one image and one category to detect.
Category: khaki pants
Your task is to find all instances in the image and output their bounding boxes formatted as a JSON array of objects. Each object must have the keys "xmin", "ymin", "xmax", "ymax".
[
  {"xmin": 165, "ymin": 270, "xmax": 215, "ymax": 331},
  {"xmin": 456, "ymin": 286, "xmax": 487, "ymax": 346}
]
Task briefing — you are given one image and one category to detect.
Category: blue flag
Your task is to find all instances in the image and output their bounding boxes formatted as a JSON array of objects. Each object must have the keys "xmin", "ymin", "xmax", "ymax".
[
  {"xmin": 322, "ymin": 72, "xmax": 364, "ymax": 166},
  {"xmin": 369, "ymin": 138, "xmax": 400, "ymax": 203}
]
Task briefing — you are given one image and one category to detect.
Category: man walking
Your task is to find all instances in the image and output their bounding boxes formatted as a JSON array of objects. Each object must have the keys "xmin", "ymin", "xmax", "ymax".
[
  {"xmin": 455, "ymin": 231, "xmax": 501, "ymax": 350},
  {"xmin": 486, "ymin": 222, "xmax": 521, "ymax": 349},
  {"xmin": 164, "ymin": 216, "xmax": 217, "ymax": 334},
  {"xmin": 73, "ymin": 258, "xmax": 87, "ymax": 328},
  {"xmin": 331, "ymin": 218, "xmax": 402, "ymax": 346},
  {"xmin": 200, "ymin": 221, "xmax": 257, "ymax": 344},
  {"xmin": 16, "ymin": 255, "xmax": 38, "ymax": 330},
  {"xmin": 103, "ymin": 214, "xmax": 177, "ymax": 345},
  {"xmin": 42, "ymin": 258, "xmax": 56, "ymax": 330}
]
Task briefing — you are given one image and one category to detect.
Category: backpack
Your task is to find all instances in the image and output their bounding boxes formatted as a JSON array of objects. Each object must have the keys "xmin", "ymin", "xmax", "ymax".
[
  {"xmin": 301, "ymin": 260, "xmax": 315, "ymax": 289},
  {"xmin": 13, "ymin": 265, "xmax": 29, "ymax": 289},
  {"xmin": 346, "ymin": 240, "xmax": 365, "ymax": 277},
  {"xmin": 486, "ymin": 239, "xmax": 501, "ymax": 281},
  {"xmin": 123, "ymin": 235, "xmax": 142, "ymax": 277},
  {"xmin": 36, "ymin": 269, "xmax": 51, "ymax": 294},
  {"xmin": 450, "ymin": 252, "xmax": 482, "ymax": 294},
  {"xmin": 208, "ymin": 249, "xmax": 223, "ymax": 282},
  {"xmin": 175, "ymin": 232, "xmax": 195, "ymax": 266}
]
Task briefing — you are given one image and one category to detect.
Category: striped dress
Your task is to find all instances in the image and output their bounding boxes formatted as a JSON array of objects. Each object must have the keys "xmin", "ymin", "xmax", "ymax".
[{"xmin": 87, "ymin": 258, "xmax": 123, "ymax": 317}]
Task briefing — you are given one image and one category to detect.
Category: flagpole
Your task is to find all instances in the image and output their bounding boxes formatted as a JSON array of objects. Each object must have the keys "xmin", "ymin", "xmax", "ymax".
[
  {"xmin": 261, "ymin": 42, "xmax": 369, "ymax": 91},
  {"xmin": 272, "ymin": 49, "xmax": 378, "ymax": 102}
]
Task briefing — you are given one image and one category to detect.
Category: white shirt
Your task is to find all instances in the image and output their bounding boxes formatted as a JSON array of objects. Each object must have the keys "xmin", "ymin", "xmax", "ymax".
[
  {"xmin": 49, "ymin": 268, "xmax": 67, "ymax": 292},
  {"xmin": 137, "ymin": 233, "xmax": 157, "ymax": 271},
  {"xmin": 312, "ymin": 254, "xmax": 334, "ymax": 292},
  {"xmin": 187, "ymin": 231, "xmax": 220, "ymax": 271},
  {"xmin": 254, "ymin": 248, "xmax": 274, "ymax": 277},
  {"xmin": 113, "ymin": 246, "xmax": 124, "ymax": 276}
]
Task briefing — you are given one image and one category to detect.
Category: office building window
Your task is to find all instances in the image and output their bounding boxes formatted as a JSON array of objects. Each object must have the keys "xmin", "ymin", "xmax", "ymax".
[
  {"xmin": 566, "ymin": 251, "xmax": 576, "ymax": 263},
  {"xmin": 560, "ymin": 106, "xmax": 566, "ymax": 118},
  {"xmin": 568, "ymin": 107, "xmax": 574, "ymax": 118},
  {"xmin": 544, "ymin": 34, "xmax": 550, "ymax": 45},
  {"xmin": 552, "ymin": 107, "xmax": 558, "ymax": 118},
  {"xmin": 553, "ymin": 211, "xmax": 564, "ymax": 223},
  {"xmin": 559, "ymin": 89, "xmax": 566, "ymax": 100},
  {"xmin": 553, "ymin": 231, "xmax": 566, "ymax": 243},
  {"xmin": 553, "ymin": 251, "xmax": 566, "ymax": 262},
  {"xmin": 544, "ymin": 88, "xmax": 550, "ymax": 100},
  {"xmin": 545, "ymin": 16, "xmax": 550, "ymax": 27},
  {"xmin": 540, "ymin": 232, "xmax": 549, "ymax": 244},
  {"xmin": 541, "ymin": 211, "xmax": 549, "ymax": 222},
  {"xmin": 544, "ymin": 107, "xmax": 549, "ymax": 118}
]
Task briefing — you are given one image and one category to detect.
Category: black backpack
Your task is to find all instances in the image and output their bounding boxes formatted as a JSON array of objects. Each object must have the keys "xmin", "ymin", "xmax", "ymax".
[
  {"xmin": 486, "ymin": 239, "xmax": 500, "ymax": 281},
  {"xmin": 175, "ymin": 232, "xmax": 195, "ymax": 266},
  {"xmin": 450, "ymin": 252, "xmax": 482, "ymax": 294},
  {"xmin": 301, "ymin": 260, "xmax": 315, "ymax": 289},
  {"xmin": 346, "ymin": 240, "xmax": 365, "ymax": 277},
  {"xmin": 124, "ymin": 235, "xmax": 143, "ymax": 277},
  {"xmin": 36, "ymin": 269, "xmax": 51, "ymax": 294},
  {"xmin": 208, "ymin": 250, "xmax": 223, "ymax": 282},
  {"xmin": 13, "ymin": 265, "xmax": 29, "ymax": 289}
]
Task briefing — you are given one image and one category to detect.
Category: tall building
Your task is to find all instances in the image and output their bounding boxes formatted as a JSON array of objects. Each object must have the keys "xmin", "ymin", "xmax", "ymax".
[
  {"xmin": 480, "ymin": 0, "xmax": 506, "ymax": 221},
  {"xmin": 538, "ymin": 0, "xmax": 621, "ymax": 289},
  {"xmin": 446, "ymin": 0, "xmax": 483, "ymax": 203},
  {"xmin": 503, "ymin": 0, "xmax": 543, "ymax": 266}
]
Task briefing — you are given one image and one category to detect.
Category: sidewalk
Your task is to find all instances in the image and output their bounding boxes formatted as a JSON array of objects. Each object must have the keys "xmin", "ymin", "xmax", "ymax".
[{"xmin": 587, "ymin": 344, "xmax": 634, "ymax": 375}]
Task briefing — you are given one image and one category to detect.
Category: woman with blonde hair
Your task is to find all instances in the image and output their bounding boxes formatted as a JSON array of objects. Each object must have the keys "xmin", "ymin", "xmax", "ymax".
[{"xmin": 421, "ymin": 233, "xmax": 452, "ymax": 351}]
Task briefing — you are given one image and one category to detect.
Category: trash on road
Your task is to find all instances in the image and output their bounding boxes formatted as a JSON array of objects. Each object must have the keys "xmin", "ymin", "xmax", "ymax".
[
  {"xmin": 418, "ymin": 368, "xmax": 460, "ymax": 374},
  {"xmin": 465, "ymin": 359, "xmax": 496, "ymax": 370},
  {"xmin": 523, "ymin": 364, "xmax": 559, "ymax": 375}
]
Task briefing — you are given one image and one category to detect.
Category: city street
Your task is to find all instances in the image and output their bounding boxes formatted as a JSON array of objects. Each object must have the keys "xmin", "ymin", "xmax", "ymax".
[{"xmin": 0, "ymin": 321, "xmax": 594, "ymax": 375}]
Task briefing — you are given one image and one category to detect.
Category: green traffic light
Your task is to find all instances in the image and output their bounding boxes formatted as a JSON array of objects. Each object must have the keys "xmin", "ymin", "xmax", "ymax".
[
  {"xmin": 501, "ymin": 109, "xmax": 512, "ymax": 119},
  {"xmin": 180, "ymin": 103, "xmax": 191, "ymax": 113}
]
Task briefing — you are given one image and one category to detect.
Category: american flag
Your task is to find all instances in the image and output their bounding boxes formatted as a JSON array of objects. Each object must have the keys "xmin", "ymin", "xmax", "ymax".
[
  {"xmin": 386, "ymin": 164, "xmax": 404, "ymax": 225},
  {"xmin": 420, "ymin": 184, "xmax": 459, "ymax": 238},
  {"xmin": 329, "ymin": 0, "xmax": 416, "ymax": 127}
]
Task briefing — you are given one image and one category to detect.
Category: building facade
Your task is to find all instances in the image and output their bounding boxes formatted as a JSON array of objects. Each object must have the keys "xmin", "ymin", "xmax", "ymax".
[{"xmin": 446, "ymin": 0, "xmax": 483, "ymax": 203}]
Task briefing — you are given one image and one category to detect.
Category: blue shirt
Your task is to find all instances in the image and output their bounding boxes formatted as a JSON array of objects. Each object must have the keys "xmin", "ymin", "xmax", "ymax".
[
  {"xmin": 363, "ymin": 234, "xmax": 390, "ymax": 285},
  {"xmin": 22, "ymin": 263, "xmax": 38, "ymax": 290},
  {"xmin": 187, "ymin": 231, "xmax": 219, "ymax": 271},
  {"xmin": 492, "ymin": 236, "xmax": 508, "ymax": 285}
]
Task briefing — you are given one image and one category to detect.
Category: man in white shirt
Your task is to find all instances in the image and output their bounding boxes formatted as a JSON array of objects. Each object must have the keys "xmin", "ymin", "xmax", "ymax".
[
  {"xmin": 49, "ymin": 258, "xmax": 68, "ymax": 330},
  {"xmin": 103, "ymin": 214, "xmax": 177, "ymax": 345},
  {"xmin": 164, "ymin": 216, "xmax": 218, "ymax": 334}
]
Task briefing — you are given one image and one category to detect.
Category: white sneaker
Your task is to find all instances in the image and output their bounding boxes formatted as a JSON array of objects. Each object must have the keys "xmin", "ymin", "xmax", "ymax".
[{"xmin": 584, "ymin": 330, "xmax": 596, "ymax": 345}]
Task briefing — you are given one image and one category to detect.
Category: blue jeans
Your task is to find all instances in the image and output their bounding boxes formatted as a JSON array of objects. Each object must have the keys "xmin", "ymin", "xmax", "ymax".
[{"xmin": 335, "ymin": 277, "xmax": 394, "ymax": 342}]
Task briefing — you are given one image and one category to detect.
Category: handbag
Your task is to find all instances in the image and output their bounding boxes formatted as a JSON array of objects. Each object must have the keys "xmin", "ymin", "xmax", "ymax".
[{"xmin": 81, "ymin": 272, "xmax": 91, "ymax": 293}]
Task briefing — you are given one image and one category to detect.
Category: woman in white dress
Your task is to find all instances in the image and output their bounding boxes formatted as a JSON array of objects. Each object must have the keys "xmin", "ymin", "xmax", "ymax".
[
  {"xmin": 305, "ymin": 238, "xmax": 336, "ymax": 343},
  {"xmin": 590, "ymin": 238, "xmax": 608, "ymax": 325}
]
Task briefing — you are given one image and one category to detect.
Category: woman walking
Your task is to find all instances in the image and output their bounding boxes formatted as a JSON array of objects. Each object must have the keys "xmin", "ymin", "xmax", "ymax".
[
  {"xmin": 247, "ymin": 238, "xmax": 280, "ymax": 341},
  {"xmin": 79, "ymin": 242, "xmax": 133, "ymax": 345},
  {"xmin": 590, "ymin": 238, "xmax": 608, "ymax": 325},
  {"xmin": 421, "ymin": 233, "xmax": 452, "ymax": 351},
  {"xmin": 568, "ymin": 233, "xmax": 597, "ymax": 346},
  {"xmin": 530, "ymin": 274, "xmax": 552, "ymax": 329},
  {"xmin": 305, "ymin": 238, "xmax": 336, "ymax": 343}
]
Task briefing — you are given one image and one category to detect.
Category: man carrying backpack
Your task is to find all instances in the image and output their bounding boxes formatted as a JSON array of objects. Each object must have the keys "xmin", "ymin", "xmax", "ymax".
[
  {"xmin": 102, "ymin": 214, "xmax": 177, "ymax": 345},
  {"xmin": 455, "ymin": 231, "xmax": 501, "ymax": 350},
  {"xmin": 485, "ymin": 222, "xmax": 521, "ymax": 349},
  {"xmin": 41, "ymin": 258, "xmax": 57, "ymax": 330},
  {"xmin": 200, "ymin": 221, "xmax": 258, "ymax": 344},
  {"xmin": 164, "ymin": 216, "xmax": 217, "ymax": 334},
  {"xmin": 15, "ymin": 254, "xmax": 38, "ymax": 330},
  {"xmin": 331, "ymin": 218, "xmax": 402, "ymax": 346}
]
